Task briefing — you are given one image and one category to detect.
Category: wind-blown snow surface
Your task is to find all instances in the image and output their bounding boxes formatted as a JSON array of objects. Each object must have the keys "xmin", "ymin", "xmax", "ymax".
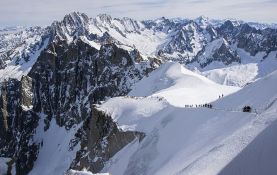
[
  {"xmin": 129, "ymin": 62, "xmax": 239, "ymax": 107},
  {"xmin": 98, "ymin": 69, "xmax": 277, "ymax": 175}
]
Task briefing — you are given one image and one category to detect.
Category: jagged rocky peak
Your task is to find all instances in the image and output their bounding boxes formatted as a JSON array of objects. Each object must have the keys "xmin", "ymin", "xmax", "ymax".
[
  {"xmin": 143, "ymin": 16, "xmax": 172, "ymax": 32},
  {"xmin": 159, "ymin": 20, "xmax": 206, "ymax": 61},
  {"xmin": 95, "ymin": 13, "xmax": 112, "ymax": 24},
  {"xmin": 182, "ymin": 20, "xmax": 199, "ymax": 31},
  {"xmin": 63, "ymin": 12, "xmax": 90, "ymax": 28},
  {"xmin": 116, "ymin": 17, "xmax": 143, "ymax": 33},
  {"xmin": 239, "ymin": 23, "xmax": 258, "ymax": 34},
  {"xmin": 195, "ymin": 15, "xmax": 210, "ymax": 29},
  {"xmin": 50, "ymin": 12, "xmax": 90, "ymax": 42},
  {"xmin": 218, "ymin": 20, "xmax": 236, "ymax": 32},
  {"xmin": 93, "ymin": 13, "xmax": 144, "ymax": 34},
  {"xmin": 143, "ymin": 16, "xmax": 189, "ymax": 33},
  {"xmin": 193, "ymin": 37, "xmax": 240, "ymax": 67}
]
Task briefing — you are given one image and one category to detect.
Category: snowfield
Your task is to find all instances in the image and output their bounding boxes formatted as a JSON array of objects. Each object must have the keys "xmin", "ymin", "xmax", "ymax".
[
  {"xmin": 98, "ymin": 67, "xmax": 277, "ymax": 175},
  {"xmin": 129, "ymin": 62, "xmax": 240, "ymax": 107}
]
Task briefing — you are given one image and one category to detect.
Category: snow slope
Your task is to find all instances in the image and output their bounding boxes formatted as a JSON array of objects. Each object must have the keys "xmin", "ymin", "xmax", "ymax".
[
  {"xmin": 0, "ymin": 157, "xmax": 11, "ymax": 175},
  {"xmin": 28, "ymin": 115, "xmax": 82, "ymax": 175},
  {"xmin": 129, "ymin": 62, "xmax": 239, "ymax": 107},
  {"xmin": 98, "ymin": 69, "xmax": 277, "ymax": 175}
]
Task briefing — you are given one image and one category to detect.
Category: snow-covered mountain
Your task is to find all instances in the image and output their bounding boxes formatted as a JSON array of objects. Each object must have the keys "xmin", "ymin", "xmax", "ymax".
[
  {"xmin": 98, "ymin": 64, "xmax": 277, "ymax": 175},
  {"xmin": 0, "ymin": 12, "xmax": 277, "ymax": 175},
  {"xmin": 1, "ymin": 12, "xmax": 277, "ymax": 86}
]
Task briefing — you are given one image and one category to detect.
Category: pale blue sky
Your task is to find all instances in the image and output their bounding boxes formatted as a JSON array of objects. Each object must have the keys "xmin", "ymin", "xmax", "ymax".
[{"xmin": 0, "ymin": 0, "xmax": 276, "ymax": 26}]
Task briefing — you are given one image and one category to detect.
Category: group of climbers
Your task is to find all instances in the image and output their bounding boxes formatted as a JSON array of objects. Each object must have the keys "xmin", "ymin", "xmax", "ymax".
[{"xmin": 184, "ymin": 103, "xmax": 213, "ymax": 108}]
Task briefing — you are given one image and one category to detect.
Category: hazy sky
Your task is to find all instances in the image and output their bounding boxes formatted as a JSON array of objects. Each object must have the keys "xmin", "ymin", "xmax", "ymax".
[{"xmin": 0, "ymin": 0, "xmax": 276, "ymax": 26}]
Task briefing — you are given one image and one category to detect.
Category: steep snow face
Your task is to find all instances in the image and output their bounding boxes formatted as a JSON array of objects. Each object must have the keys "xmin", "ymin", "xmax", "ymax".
[
  {"xmin": 196, "ymin": 50, "xmax": 277, "ymax": 87},
  {"xmin": 0, "ymin": 157, "xmax": 11, "ymax": 175},
  {"xmin": 129, "ymin": 62, "xmax": 239, "ymax": 107},
  {"xmin": 201, "ymin": 63, "xmax": 258, "ymax": 87},
  {"xmin": 99, "ymin": 69, "xmax": 277, "ymax": 175},
  {"xmin": 29, "ymin": 118, "xmax": 82, "ymax": 175}
]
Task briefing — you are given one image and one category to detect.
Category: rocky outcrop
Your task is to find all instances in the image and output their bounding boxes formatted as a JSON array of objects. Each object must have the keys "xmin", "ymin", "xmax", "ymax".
[{"xmin": 69, "ymin": 107, "xmax": 144, "ymax": 173}]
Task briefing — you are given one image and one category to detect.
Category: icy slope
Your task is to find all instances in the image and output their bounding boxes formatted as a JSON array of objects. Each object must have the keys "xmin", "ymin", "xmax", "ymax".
[
  {"xmin": 129, "ymin": 62, "xmax": 239, "ymax": 107},
  {"xmin": 99, "ymin": 69, "xmax": 277, "ymax": 175}
]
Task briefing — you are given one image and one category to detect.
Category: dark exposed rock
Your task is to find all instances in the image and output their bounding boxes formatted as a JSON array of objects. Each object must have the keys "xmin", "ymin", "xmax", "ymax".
[
  {"xmin": 28, "ymin": 38, "xmax": 155, "ymax": 129},
  {"xmin": 0, "ymin": 78, "xmax": 39, "ymax": 175},
  {"xmin": 0, "ymin": 32, "xmax": 158, "ymax": 174},
  {"xmin": 217, "ymin": 22, "xmax": 277, "ymax": 57},
  {"xmin": 69, "ymin": 107, "xmax": 145, "ymax": 173}
]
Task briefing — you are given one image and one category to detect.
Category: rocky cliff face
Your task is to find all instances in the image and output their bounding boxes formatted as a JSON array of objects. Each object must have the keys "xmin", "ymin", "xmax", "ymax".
[
  {"xmin": 0, "ymin": 77, "xmax": 39, "ymax": 175},
  {"xmin": 69, "ymin": 107, "xmax": 144, "ymax": 173},
  {"xmin": 29, "ymin": 38, "xmax": 157, "ymax": 130},
  {"xmin": 218, "ymin": 21, "xmax": 277, "ymax": 57}
]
